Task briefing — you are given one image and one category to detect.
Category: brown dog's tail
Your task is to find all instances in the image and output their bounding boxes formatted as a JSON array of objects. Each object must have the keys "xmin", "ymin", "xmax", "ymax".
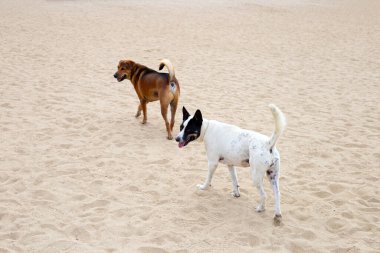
[{"xmin": 159, "ymin": 59, "xmax": 175, "ymax": 82}]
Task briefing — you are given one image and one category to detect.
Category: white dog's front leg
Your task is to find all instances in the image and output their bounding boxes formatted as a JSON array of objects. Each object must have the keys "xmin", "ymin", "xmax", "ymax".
[
  {"xmin": 197, "ymin": 162, "xmax": 218, "ymax": 190},
  {"xmin": 228, "ymin": 165, "xmax": 240, "ymax": 197}
]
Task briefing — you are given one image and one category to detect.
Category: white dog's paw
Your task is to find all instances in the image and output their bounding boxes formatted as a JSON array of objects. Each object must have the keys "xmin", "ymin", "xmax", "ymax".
[
  {"xmin": 273, "ymin": 214, "xmax": 282, "ymax": 225},
  {"xmin": 197, "ymin": 183, "xmax": 209, "ymax": 190},
  {"xmin": 231, "ymin": 191, "xmax": 240, "ymax": 198},
  {"xmin": 256, "ymin": 205, "xmax": 265, "ymax": 212}
]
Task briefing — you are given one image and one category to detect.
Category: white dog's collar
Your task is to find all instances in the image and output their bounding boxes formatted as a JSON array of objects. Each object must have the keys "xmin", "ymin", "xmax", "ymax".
[{"xmin": 198, "ymin": 119, "xmax": 209, "ymax": 142}]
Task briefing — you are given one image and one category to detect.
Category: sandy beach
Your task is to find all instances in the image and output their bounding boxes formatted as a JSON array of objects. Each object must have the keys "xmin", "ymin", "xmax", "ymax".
[{"xmin": 1, "ymin": 0, "xmax": 379, "ymax": 252}]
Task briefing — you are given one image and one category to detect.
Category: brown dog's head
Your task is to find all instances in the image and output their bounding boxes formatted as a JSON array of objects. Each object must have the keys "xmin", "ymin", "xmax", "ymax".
[{"xmin": 113, "ymin": 60, "xmax": 135, "ymax": 82}]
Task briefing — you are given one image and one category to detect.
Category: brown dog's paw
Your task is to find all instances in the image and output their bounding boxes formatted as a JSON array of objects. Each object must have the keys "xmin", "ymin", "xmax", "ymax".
[
  {"xmin": 141, "ymin": 119, "xmax": 147, "ymax": 124},
  {"xmin": 167, "ymin": 135, "xmax": 173, "ymax": 140},
  {"xmin": 135, "ymin": 111, "xmax": 141, "ymax": 118}
]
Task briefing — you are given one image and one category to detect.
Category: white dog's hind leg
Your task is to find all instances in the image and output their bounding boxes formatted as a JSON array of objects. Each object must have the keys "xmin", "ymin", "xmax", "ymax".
[
  {"xmin": 271, "ymin": 174, "xmax": 281, "ymax": 221},
  {"xmin": 228, "ymin": 165, "xmax": 240, "ymax": 197},
  {"xmin": 197, "ymin": 162, "xmax": 218, "ymax": 190},
  {"xmin": 268, "ymin": 160, "xmax": 282, "ymax": 222},
  {"xmin": 252, "ymin": 166, "xmax": 266, "ymax": 212}
]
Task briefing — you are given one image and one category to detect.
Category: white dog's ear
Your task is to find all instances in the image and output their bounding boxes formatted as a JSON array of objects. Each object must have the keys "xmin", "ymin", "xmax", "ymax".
[
  {"xmin": 194, "ymin": 109, "xmax": 203, "ymax": 122},
  {"xmin": 183, "ymin": 106, "xmax": 190, "ymax": 121}
]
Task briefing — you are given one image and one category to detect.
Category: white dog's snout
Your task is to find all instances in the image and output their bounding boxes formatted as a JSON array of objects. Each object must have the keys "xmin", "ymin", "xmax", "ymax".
[{"xmin": 175, "ymin": 132, "xmax": 183, "ymax": 142}]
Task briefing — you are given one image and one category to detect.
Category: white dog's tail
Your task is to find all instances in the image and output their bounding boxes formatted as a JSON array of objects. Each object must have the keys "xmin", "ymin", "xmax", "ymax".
[
  {"xmin": 159, "ymin": 59, "xmax": 175, "ymax": 82},
  {"xmin": 268, "ymin": 104, "xmax": 286, "ymax": 149}
]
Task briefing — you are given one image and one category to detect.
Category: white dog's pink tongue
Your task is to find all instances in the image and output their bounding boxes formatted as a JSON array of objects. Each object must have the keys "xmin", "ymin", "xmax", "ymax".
[{"xmin": 178, "ymin": 142, "xmax": 185, "ymax": 148}]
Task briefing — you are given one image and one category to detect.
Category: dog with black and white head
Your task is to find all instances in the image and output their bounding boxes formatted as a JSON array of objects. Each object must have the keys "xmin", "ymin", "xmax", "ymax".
[{"xmin": 175, "ymin": 104, "xmax": 286, "ymax": 223}]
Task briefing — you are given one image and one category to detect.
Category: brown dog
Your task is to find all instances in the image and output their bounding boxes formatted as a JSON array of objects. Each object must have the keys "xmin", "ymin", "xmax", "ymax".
[{"xmin": 113, "ymin": 59, "xmax": 180, "ymax": 140}]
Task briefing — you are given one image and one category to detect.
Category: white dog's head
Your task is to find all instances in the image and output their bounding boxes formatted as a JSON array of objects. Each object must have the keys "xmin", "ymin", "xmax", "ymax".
[{"xmin": 175, "ymin": 107, "xmax": 203, "ymax": 148}]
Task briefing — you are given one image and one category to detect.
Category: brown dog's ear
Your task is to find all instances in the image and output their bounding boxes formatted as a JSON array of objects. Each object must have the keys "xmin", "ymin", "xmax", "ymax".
[
  {"xmin": 124, "ymin": 60, "xmax": 134, "ymax": 69},
  {"xmin": 119, "ymin": 60, "xmax": 134, "ymax": 69},
  {"xmin": 194, "ymin": 109, "xmax": 203, "ymax": 123},
  {"xmin": 183, "ymin": 106, "xmax": 190, "ymax": 121}
]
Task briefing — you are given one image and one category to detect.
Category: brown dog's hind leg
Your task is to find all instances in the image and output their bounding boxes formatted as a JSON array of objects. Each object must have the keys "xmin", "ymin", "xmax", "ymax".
[
  {"xmin": 170, "ymin": 97, "xmax": 179, "ymax": 132},
  {"xmin": 135, "ymin": 104, "xmax": 142, "ymax": 118},
  {"xmin": 160, "ymin": 101, "xmax": 172, "ymax": 140}
]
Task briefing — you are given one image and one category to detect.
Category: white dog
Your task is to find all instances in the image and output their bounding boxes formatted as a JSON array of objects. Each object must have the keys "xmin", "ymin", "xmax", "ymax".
[{"xmin": 175, "ymin": 104, "xmax": 286, "ymax": 223}]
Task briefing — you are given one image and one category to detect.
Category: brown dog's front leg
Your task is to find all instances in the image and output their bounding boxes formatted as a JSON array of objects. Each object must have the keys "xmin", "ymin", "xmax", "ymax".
[
  {"xmin": 141, "ymin": 101, "xmax": 147, "ymax": 124},
  {"xmin": 135, "ymin": 104, "xmax": 142, "ymax": 118}
]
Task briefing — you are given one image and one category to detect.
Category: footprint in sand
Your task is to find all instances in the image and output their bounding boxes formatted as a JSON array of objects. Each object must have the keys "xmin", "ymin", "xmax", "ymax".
[
  {"xmin": 328, "ymin": 183, "xmax": 345, "ymax": 194},
  {"xmin": 144, "ymin": 159, "xmax": 169, "ymax": 165},
  {"xmin": 138, "ymin": 247, "xmax": 169, "ymax": 253},
  {"xmin": 115, "ymin": 142, "xmax": 127, "ymax": 147},
  {"xmin": 139, "ymin": 211, "xmax": 153, "ymax": 221},
  {"xmin": 65, "ymin": 117, "xmax": 80, "ymax": 124},
  {"xmin": 40, "ymin": 224, "xmax": 65, "ymax": 235},
  {"xmin": 128, "ymin": 185, "xmax": 140, "ymax": 192},
  {"xmin": 71, "ymin": 194, "xmax": 87, "ymax": 201},
  {"xmin": 0, "ymin": 173, "xmax": 9, "ymax": 183},
  {"xmin": 296, "ymin": 163, "xmax": 314, "ymax": 170},
  {"xmin": 341, "ymin": 211, "xmax": 354, "ymax": 219},
  {"xmin": 236, "ymin": 232, "xmax": 260, "ymax": 247},
  {"xmin": 359, "ymin": 207, "xmax": 380, "ymax": 213},
  {"xmin": 100, "ymin": 134, "xmax": 112, "ymax": 141},
  {"xmin": 87, "ymin": 126, "xmax": 99, "ymax": 132},
  {"xmin": 300, "ymin": 229, "xmax": 316, "ymax": 240},
  {"xmin": 59, "ymin": 143, "xmax": 72, "ymax": 149},
  {"xmin": 1, "ymin": 232, "xmax": 20, "ymax": 240},
  {"xmin": 13, "ymin": 181, "xmax": 26, "ymax": 194},
  {"xmin": 367, "ymin": 197, "xmax": 380, "ymax": 204},
  {"xmin": 1, "ymin": 103, "xmax": 13, "ymax": 109},
  {"xmin": 325, "ymin": 217, "xmax": 346, "ymax": 232},
  {"xmin": 82, "ymin": 199, "xmax": 110, "ymax": 209},
  {"xmin": 20, "ymin": 231, "xmax": 45, "ymax": 245},
  {"xmin": 69, "ymin": 226, "xmax": 91, "ymax": 242},
  {"xmin": 89, "ymin": 180, "xmax": 103, "ymax": 187},
  {"xmin": 332, "ymin": 199, "xmax": 345, "ymax": 207},
  {"xmin": 312, "ymin": 190, "xmax": 331, "ymax": 198},
  {"xmin": 173, "ymin": 250, "xmax": 189, "ymax": 253},
  {"xmin": 32, "ymin": 190, "xmax": 57, "ymax": 201},
  {"xmin": 333, "ymin": 147, "xmax": 344, "ymax": 152}
]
